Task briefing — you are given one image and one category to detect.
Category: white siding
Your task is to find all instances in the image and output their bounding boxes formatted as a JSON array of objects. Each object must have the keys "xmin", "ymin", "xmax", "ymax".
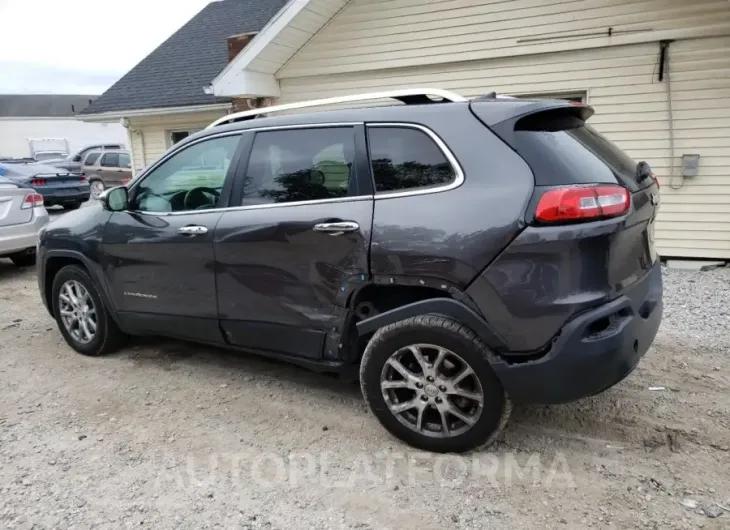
[
  {"xmin": 126, "ymin": 110, "xmax": 229, "ymax": 172},
  {"xmin": 279, "ymin": 35, "xmax": 730, "ymax": 259},
  {"xmin": 280, "ymin": 0, "xmax": 730, "ymax": 77},
  {"xmin": 0, "ymin": 118, "xmax": 127, "ymax": 159}
]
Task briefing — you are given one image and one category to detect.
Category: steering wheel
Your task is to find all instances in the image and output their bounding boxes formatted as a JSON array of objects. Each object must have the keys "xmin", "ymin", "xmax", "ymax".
[{"xmin": 183, "ymin": 187, "xmax": 220, "ymax": 210}]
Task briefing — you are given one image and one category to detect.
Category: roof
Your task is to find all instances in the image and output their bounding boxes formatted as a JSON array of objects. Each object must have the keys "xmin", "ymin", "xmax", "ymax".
[
  {"xmin": 81, "ymin": 0, "xmax": 288, "ymax": 116},
  {"xmin": 0, "ymin": 95, "xmax": 97, "ymax": 118}
]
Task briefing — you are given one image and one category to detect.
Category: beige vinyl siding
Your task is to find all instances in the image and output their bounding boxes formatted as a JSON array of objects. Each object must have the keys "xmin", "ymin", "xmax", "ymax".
[
  {"xmin": 279, "ymin": 36, "xmax": 730, "ymax": 259},
  {"xmin": 126, "ymin": 110, "xmax": 228, "ymax": 172},
  {"xmin": 279, "ymin": 0, "xmax": 730, "ymax": 77}
]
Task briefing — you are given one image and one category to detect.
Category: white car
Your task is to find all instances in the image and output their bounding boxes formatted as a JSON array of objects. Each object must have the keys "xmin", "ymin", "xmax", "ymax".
[{"xmin": 0, "ymin": 176, "xmax": 49, "ymax": 266}]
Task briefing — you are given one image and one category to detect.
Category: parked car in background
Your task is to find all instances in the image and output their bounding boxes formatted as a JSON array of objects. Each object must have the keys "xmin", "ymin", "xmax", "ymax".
[
  {"xmin": 49, "ymin": 143, "xmax": 126, "ymax": 172},
  {"xmin": 81, "ymin": 150, "xmax": 133, "ymax": 199},
  {"xmin": 0, "ymin": 175, "xmax": 48, "ymax": 266},
  {"xmin": 0, "ymin": 160, "xmax": 90, "ymax": 210}
]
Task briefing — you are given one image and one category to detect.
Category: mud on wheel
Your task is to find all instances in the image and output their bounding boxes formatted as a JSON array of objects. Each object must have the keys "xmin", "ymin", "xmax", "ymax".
[{"xmin": 360, "ymin": 315, "xmax": 511, "ymax": 453}]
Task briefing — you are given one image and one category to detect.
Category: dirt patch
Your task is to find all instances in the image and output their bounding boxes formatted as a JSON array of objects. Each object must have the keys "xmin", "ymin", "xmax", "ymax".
[{"xmin": 1, "ymin": 262, "xmax": 729, "ymax": 529}]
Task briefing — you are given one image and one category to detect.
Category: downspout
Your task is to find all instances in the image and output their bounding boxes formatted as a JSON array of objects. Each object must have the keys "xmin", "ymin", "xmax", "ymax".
[{"xmin": 659, "ymin": 40, "xmax": 681, "ymax": 190}]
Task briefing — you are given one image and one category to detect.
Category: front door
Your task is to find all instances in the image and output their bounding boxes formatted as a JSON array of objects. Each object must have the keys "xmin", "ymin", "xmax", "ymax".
[
  {"xmin": 215, "ymin": 125, "xmax": 374, "ymax": 360},
  {"xmin": 102, "ymin": 133, "xmax": 244, "ymax": 343}
]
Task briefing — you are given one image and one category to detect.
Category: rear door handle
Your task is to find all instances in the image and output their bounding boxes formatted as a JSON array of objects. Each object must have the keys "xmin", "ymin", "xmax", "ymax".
[
  {"xmin": 178, "ymin": 225, "xmax": 208, "ymax": 236},
  {"xmin": 313, "ymin": 221, "xmax": 359, "ymax": 236}
]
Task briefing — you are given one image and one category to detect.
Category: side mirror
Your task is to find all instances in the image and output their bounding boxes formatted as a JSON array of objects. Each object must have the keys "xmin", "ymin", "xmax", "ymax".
[{"xmin": 102, "ymin": 186, "xmax": 128, "ymax": 211}]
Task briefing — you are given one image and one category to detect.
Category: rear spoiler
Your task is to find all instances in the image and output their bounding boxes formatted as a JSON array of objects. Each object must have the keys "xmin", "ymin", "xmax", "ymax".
[{"xmin": 469, "ymin": 98, "xmax": 594, "ymax": 128}]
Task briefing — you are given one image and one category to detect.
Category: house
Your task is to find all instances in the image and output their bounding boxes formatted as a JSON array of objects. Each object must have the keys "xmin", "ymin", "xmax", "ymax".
[
  {"xmin": 78, "ymin": 0, "xmax": 287, "ymax": 173},
  {"xmin": 0, "ymin": 94, "xmax": 127, "ymax": 159},
  {"xmin": 209, "ymin": 0, "xmax": 730, "ymax": 261}
]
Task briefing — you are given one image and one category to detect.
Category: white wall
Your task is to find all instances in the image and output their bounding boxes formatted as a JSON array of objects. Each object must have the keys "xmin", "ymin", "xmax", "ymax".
[{"xmin": 0, "ymin": 117, "xmax": 128, "ymax": 158}]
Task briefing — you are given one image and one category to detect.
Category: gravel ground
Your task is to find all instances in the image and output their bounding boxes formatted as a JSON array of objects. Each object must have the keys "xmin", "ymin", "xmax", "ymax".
[{"xmin": 1, "ymin": 260, "xmax": 729, "ymax": 529}]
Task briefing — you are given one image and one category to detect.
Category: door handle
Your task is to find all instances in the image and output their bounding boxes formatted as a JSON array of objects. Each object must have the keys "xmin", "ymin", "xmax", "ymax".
[
  {"xmin": 178, "ymin": 225, "xmax": 208, "ymax": 236},
  {"xmin": 313, "ymin": 221, "xmax": 359, "ymax": 236}
]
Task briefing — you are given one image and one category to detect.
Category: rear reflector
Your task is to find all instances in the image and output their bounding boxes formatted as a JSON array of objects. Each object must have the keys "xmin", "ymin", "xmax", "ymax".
[
  {"xmin": 535, "ymin": 185, "xmax": 630, "ymax": 223},
  {"xmin": 21, "ymin": 193, "xmax": 44, "ymax": 209},
  {"xmin": 31, "ymin": 178, "xmax": 46, "ymax": 187}
]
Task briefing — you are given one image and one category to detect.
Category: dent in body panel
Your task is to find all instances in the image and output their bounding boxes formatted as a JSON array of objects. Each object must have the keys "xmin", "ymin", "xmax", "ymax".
[
  {"xmin": 213, "ymin": 200, "xmax": 373, "ymax": 359},
  {"xmin": 469, "ymin": 214, "xmax": 656, "ymax": 353},
  {"xmin": 370, "ymin": 105, "xmax": 534, "ymax": 289}
]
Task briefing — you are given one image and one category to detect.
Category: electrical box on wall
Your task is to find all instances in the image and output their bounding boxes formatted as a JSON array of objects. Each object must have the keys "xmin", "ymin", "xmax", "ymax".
[{"xmin": 682, "ymin": 154, "xmax": 700, "ymax": 178}]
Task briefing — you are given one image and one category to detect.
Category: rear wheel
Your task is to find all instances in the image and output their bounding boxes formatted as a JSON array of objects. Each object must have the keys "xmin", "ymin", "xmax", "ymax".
[
  {"xmin": 51, "ymin": 265, "xmax": 126, "ymax": 356},
  {"xmin": 360, "ymin": 315, "xmax": 511, "ymax": 453},
  {"xmin": 9, "ymin": 250, "xmax": 36, "ymax": 267}
]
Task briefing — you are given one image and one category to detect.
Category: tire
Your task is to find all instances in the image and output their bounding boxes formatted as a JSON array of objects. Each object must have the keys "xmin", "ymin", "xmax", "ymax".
[
  {"xmin": 10, "ymin": 251, "xmax": 36, "ymax": 267},
  {"xmin": 360, "ymin": 315, "xmax": 511, "ymax": 453},
  {"xmin": 89, "ymin": 180, "xmax": 105, "ymax": 200},
  {"xmin": 63, "ymin": 202, "xmax": 81, "ymax": 210},
  {"xmin": 51, "ymin": 264, "xmax": 126, "ymax": 356}
]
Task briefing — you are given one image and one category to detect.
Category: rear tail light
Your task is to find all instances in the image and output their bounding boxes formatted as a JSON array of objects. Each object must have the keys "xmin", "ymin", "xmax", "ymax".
[
  {"xmin": 79, "ymin": 176, "xmax": 87, "ymax": 182},
  {"xmin": 121, "ymin": 178, "xmax": 130, "ymax": 185},
  {"xmin": 31, "ymin": 178, "xmax": 46, "ymax": 187},
  {"xmin": 21, "ymin": 193, "xmax": 44, "ymax": 209},
  {"xmin": 535, "ymin": 185, "xmax": 630, "ymax": 224}
]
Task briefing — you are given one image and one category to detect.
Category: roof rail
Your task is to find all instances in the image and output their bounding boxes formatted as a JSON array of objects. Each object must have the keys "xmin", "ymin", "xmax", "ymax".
[{"xmin": 206, "ymin": 88, "xmax": 467, "ymax": 129}]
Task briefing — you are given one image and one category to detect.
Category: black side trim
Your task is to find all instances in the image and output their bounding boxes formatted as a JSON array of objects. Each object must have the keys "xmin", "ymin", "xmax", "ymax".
[
  {"xmin": 355, "ymin": 297, "xmax": 507, "ymax": 350},
  {"xmin": 43, "ymin": 249, "xmax": 123, "ymax": 329}
]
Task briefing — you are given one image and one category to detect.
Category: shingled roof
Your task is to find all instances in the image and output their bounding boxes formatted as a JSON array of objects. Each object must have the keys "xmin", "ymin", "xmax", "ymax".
[{"xmin": 81, "ymin": 0, "xmax": 287, "ymax": 115}]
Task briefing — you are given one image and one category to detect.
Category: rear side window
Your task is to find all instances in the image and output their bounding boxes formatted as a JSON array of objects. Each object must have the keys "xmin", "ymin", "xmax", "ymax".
[
  {"xmin": 512, "ymin": 109, "xmax": 646, "ymax": 191},
  {"xmin": 367, "ymin": 126, "xmax": 456, "ymax": 193},
  {"xmin": 84, "ymin": 152, "xmax": 101, "ymax": 165},
  {"xmin": 101, "ymin": 153, "xmax": 119, "ymax": 168},
  {"xmin": 242, "ymin": 127, "xmax": 356, "ymax": 205},
  {"xmin": 119, "ymin": 153, "xmax": 131, "ymax": 168}
]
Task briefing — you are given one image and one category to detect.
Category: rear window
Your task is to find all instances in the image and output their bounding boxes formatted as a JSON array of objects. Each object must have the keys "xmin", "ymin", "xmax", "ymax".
[{"xmin": 513, "ymin": 109, "xmax": 647, "ymax": 191}]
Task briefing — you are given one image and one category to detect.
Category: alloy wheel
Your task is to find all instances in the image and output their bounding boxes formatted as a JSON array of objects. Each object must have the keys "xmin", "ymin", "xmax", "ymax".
[
  {"xmin": 380, "ymin": 344, "xmax": 484, "ymax": 438},
  {"xmin": 90, "ymin": 181, "xmax": 105, "ymax": 199},
  {"xmin": 58, "ymin": 280, "xmax": 97, "ymax": 344}
]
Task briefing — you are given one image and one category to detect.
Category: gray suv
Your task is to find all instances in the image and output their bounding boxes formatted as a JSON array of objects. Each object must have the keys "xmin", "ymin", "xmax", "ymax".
[{"xmin": 36, "ymin": 89, "xmax": 662, "ymax": 453}]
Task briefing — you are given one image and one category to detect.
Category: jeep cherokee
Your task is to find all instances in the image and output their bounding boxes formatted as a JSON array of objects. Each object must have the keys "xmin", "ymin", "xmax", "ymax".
[{"xmin": 36, "ymin": 89, "xmax": 662, "ymax": 453}]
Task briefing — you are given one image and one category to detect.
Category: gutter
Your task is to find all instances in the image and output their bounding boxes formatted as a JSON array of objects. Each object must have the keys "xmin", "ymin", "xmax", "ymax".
[{"xmin": 76, "ymin": 103, "xmax": 233, "ymax": 123}]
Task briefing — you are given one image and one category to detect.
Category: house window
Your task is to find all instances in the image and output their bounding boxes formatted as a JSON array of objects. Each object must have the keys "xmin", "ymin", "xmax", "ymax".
[
  {"xmin": 512, "ymin": 91, "xmax": 587, "ymax": 103},
  {"xmin": 169, "ymin": 131, "xmax": 194, "ymax": 147}
]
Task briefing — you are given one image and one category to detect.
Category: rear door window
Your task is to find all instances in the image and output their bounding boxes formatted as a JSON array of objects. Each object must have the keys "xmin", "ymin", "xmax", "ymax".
[
  {"xmin": 513, "ymin": 109, "xmax": 648, "ymax": 191},
  {"xmin": 241, "ymin": 127, "xmax": 357, "ymax": 205},
  {"xmin": 366, "ymin": 126, "xmax": 456, "ymax": 193}
]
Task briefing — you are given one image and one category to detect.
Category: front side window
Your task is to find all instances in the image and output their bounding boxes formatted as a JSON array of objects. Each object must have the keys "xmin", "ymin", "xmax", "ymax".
[
  {"xmin": 101, "ymin": 153, "xmax": 119, "ymax": 168},
  {"xmin": 241, "ymin": 127, "xmax": 356, "ymax": 205},
  {"xmin": 133, "ymin": 135, "xmax": 240, "ymax": 212},
  {"xmin": 367, "ymin": 126, "xmax": 455, "ymax": 193},
  {"xmin": 84, "ymin": 152, "xmax": 101, "ymax": 166}
]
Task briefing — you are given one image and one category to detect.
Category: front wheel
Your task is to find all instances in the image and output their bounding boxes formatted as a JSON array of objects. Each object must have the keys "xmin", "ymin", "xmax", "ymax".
[
  {"xmin": 51, "ymin": 265, "xmax": 126, "ymax": 356},
  {"xmin": 360, "ymin": 315, "xmax": 511, "ymax": 453}
]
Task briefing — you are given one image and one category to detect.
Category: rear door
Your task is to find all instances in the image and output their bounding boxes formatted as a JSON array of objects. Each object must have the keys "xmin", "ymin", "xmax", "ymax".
[
  {"xmin": 102, "ymin": 133, "xmax": 245, "ymax": 343},
  {"xmin": 98, "ymin": 153, "xmax": 127, "ymax": 187},
  {"xmin": 214, "ymin": 125, "xmax": 373, "ymax": 360}
]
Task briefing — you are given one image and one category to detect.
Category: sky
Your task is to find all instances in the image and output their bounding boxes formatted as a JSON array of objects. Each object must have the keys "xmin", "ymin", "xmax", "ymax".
[{"xmin": 0, "ymin": 0, "xmax": 213, "ymax": 95}]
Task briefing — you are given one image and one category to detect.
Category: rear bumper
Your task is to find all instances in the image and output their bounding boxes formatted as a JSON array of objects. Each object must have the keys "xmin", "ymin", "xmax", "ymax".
[
  {"xmin": 0, "ymin": 208, "xmax": 49, "ymax": 256},
  {"xmin": 41, "ymin": 189, "xmax": 90, "ymax": 204},
  {"xmin": 492, "ymin": 261, "xmax": 663, "ymax": 404}
]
